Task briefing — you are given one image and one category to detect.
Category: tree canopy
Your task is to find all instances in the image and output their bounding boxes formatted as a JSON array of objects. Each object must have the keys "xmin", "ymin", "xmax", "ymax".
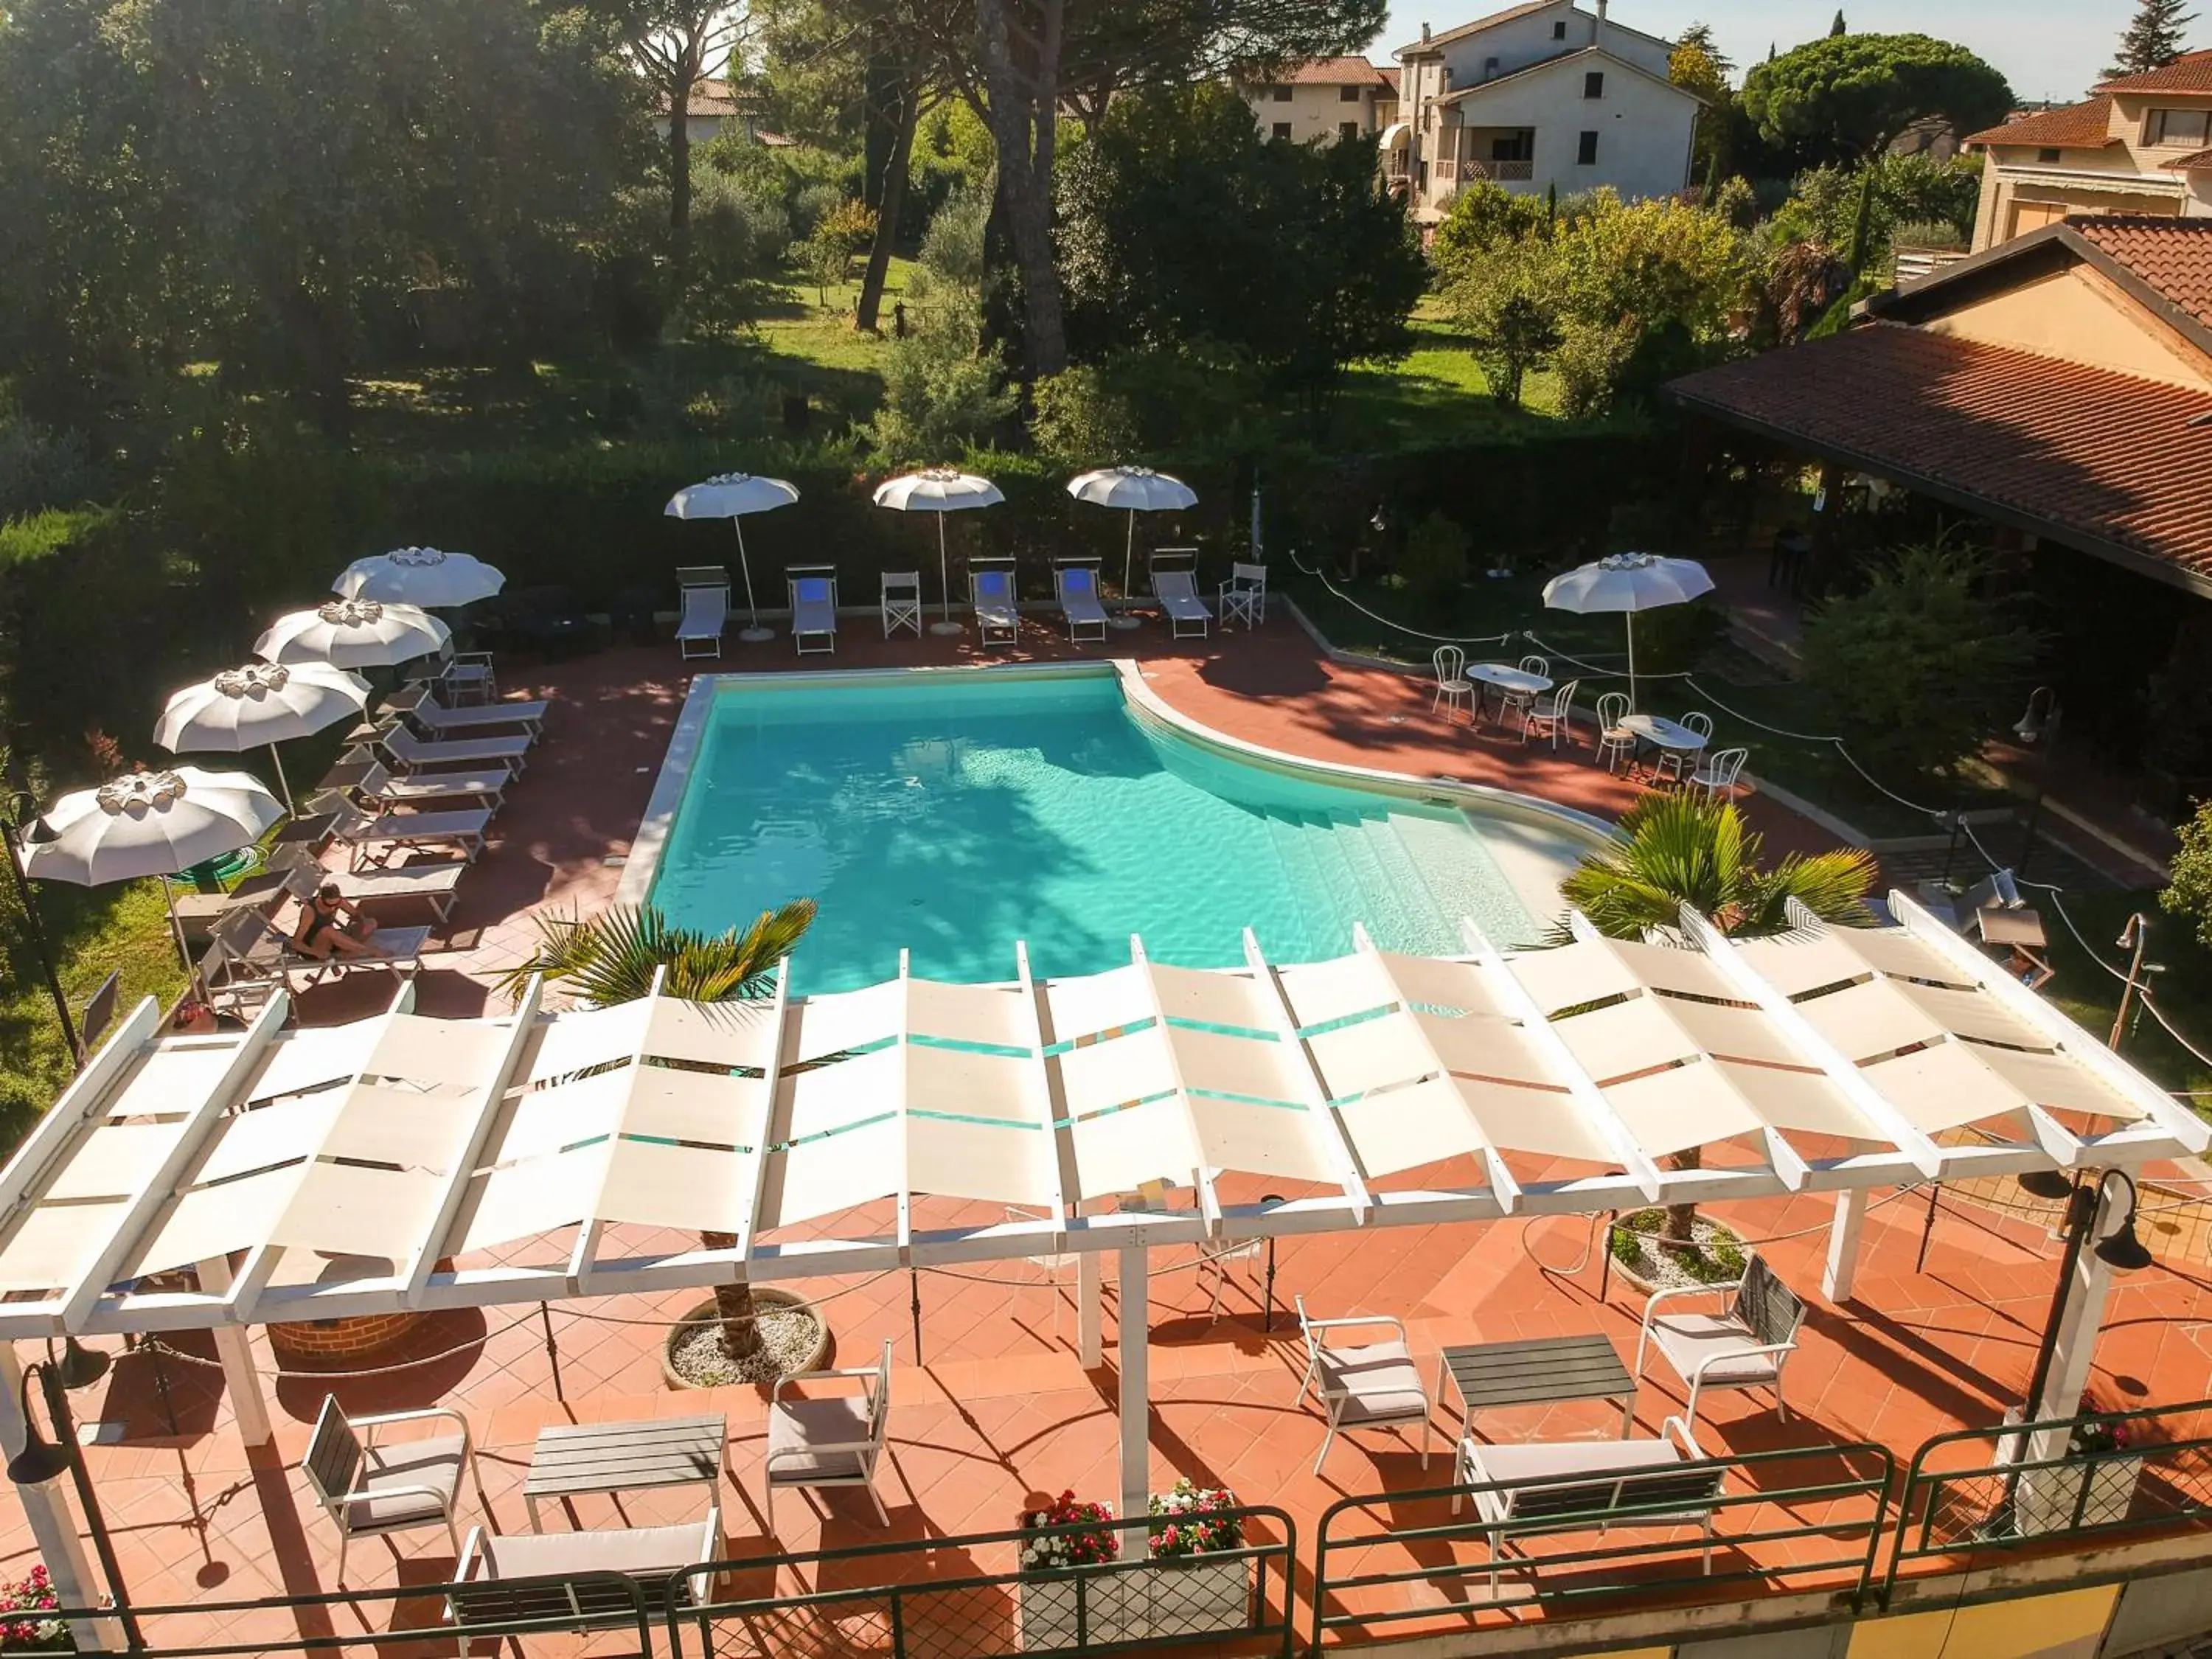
[
  {"xmin": 2110, "ymin": 0, "xmax": 2199, "ymax": 78},
  {"xmin": 1741, "ymin": 32, "xmax": 2014, "ymax": 166}
]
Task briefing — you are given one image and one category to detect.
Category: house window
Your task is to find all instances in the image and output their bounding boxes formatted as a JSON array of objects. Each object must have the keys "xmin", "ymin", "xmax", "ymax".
[
  {"xmin": 1577, "ymin": 130, "xmax": 1599, "ymax": 164},
  {"xmin": 1339, "ymin": 121, "xmax": 1360, "ymax": 141},
  {"xmin": 2147, "ymin": 107, "xmax": 2212, "ymax": 145},
  {"xmin": 1484, "ymin": 55, "xmax": 1501, "ymax": 76},
  {"xmin": 1584, "ymin": 70, "xmax": 1604, "ymax": 98},
  {"xmin": 1553, "ymin": 19, "xmax": 1568, "ymax": 36},
  {"xmin": 1271, "ymin": 85, "xmax": 1293, "ymax": 102},
  {"xmin": 1272, "ymin": 121, "xmax": 1293, "ymax": 140},
  {"xmin": 1340, "ymin": 84, "xmax": 1362, "ymax": 102},
  {"xmin": 2037, "ymin": 147, "xmax": 2062, "ymax": 163}
]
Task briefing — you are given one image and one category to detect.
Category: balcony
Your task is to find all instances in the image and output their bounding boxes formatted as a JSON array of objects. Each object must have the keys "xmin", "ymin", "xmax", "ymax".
[{"xmin": 1464, "ymin": 158, "xmax": 1534, "ymax": 182}]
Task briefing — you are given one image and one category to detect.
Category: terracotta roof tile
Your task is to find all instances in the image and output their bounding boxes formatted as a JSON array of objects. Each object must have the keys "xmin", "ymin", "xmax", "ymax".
[
  {"xmin": 2070, "ymin": 215, "xmax": 2212, "ymax": 330},
  {"xmin": 2166, "ymin": 145, "xmax": 2212, "ymax": 169},
  {"xmin": 1669, "ymin": 324, "xmax": 2212, "ymax": 579},
  {"xmin": 1964, "ymin": 96, "xmax": 2118, "ymax": 149},
  {"xmin": 1397, "ymin": 0, "xmax": 1561, "ymax": 55},
  {"xmin": 2098, "ymin": 49, "xmax": 2212, "ymax": 93},
  {"xmin": 1377, "ymin": 65, "xmax": 1401, "ymax": 92},
  {"xmin": 1272, "ymin": 55, "xmax": 1392, "ymax": 86}
]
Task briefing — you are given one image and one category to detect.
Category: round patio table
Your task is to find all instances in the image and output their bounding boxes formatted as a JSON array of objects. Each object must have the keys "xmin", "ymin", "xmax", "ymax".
[
  {"xmin": 1621, "ymin": 712, "xmax": 1708, "ymax": 782},
  {"xmin": 1466, "ymin": 662, "xmax": 1553, "ymax": 728}
]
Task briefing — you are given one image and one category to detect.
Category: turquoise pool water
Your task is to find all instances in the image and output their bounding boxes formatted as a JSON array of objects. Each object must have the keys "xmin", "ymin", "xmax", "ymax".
[{"xmin": 650, "ymin": 672, "xmax": 1543, "ymax": 992}]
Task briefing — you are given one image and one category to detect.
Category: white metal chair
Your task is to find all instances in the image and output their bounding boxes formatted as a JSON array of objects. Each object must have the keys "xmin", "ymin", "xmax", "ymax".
[
  {"xmin": 1634, "ymin": 1253, "xmax": 1806, "ymax": 1425},
  {"xmin": 1432, "ymin": 646, "xmax": 1472, "ymax": 724},
  {"xmin": 1653, "ymin": 711, "xmax": 1714, "ymax": 788},
  {"xmin": 1500, "ymin": 653, "xmax": 1550, "ymax": 729},
  {"xmin": 881, "ymin": 571, "xmax": 922, "ymax": 639},
  {"xmin": 1522, "ymin": 678, "xmax": 1579, "ymax": 750},
  {"xmin": 1197, "ymin": 1237, "xmax": 1264, "ymax": 1324},
  {"xmin": 675, "ymin": 566, "xmax": 730, "ymax": 661},
  {"xmin": 1219, "ymin": 562, "xmax": 1267, "ymax": 629},
  {"xmin": 1691, "ymin": 745, "xmax": 1748, "ymax": 802},
  {"xmin": 1294, "ymin": 1295, "xmax": 1432, "ymax": 1475},
  {"xmin": 1594, "ymin": 692, "xmax": 1635, "ymax": 773},
  {"xmin": 1006, "ymin": 1206, "xmax": 1078, "ymax": 1337},
  {"xmin": 426, "ymin": 646, "xmax": 497, "ymax": 707},
  {"xmin": 765, "ymin": 1338, "xmax": 894, "ymax": 1531},
  {"xmin": 302, "ymin": 1394, "xmax": 483, "ymax": 1583}
]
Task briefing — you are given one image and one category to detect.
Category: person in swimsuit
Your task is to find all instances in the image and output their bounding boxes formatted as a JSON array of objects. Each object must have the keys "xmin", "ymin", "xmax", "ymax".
[{"xmin": 293, "ymin": 883, "xmax": 380, "ymax": 959}]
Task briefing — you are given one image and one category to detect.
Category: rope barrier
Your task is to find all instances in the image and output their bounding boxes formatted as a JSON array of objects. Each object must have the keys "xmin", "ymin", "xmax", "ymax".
[{"xmin": 1284, "ymin": 549, "xmax": 1517, "ymax": 647}]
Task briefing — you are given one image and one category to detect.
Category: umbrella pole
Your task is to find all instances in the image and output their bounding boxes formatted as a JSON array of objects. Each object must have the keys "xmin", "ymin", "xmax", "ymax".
[
  {"xmin": 734, "ymin": 520, "xmax": 771, "ymax": 643},
  {"xmin": 161, "ymin": 880, "xmax": 204, "ymax": 1008},
  {"xmin": 929, "ymin": 515, "xmax": 962, "ymax": 636},
  {"xmin": 1625, "ymin": 613, "xmax": 1636, "ymax": 714},
  {"xmin": 269, "ymin": 745, "xmax": 296, "ymax": 815},
  {"xmin": 1109, "ymin": 509, "xmax": 1141, "ymax": 631}
]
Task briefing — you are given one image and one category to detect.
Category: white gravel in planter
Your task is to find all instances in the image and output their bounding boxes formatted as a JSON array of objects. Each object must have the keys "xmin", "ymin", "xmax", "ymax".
[
  {"xmin": 1614, "ymin": 1217, "xmax": 1744, "ymax": 1292},
  {"xmin": 669, "ymin": 1304, "xmax": 824, "ymax": 1386}
]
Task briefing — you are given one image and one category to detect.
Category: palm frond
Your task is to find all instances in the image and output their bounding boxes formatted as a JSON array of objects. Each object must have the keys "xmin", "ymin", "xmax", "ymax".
[
  {"xmin": 496, "ymin": 900, "xmax": 817, "ymax": 1007},
  {"xmin": 1740, "ymin": 848, "xmax": 1879, "ymax": 936}
]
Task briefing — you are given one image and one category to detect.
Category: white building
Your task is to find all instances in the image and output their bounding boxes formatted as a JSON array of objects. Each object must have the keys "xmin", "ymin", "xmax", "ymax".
[
  {"xmin": 1385, "ymin": 0, "xmax": 1702, "ymax": 223},
  {"xmin": 1963, "ymin": 51, "xmax": 2212, "ymax": 252},
  {"xmin": 1237, "ymin": 56, "xmax": 1398, "ymax": 145}
]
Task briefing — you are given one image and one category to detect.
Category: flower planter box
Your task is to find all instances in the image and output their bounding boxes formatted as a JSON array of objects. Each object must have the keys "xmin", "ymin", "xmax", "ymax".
[
  {"xmin": 2016, "ymin": 1455, "xmax": 2143, "ymax": 1536},
  {"xmin": 1013, "ymin": 1559, "xmax": 1251, "ymax": 1652}
]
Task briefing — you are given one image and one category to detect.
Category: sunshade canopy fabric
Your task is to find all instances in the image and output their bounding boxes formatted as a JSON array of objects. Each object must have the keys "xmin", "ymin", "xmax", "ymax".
[{"xmin": 0, "ymin": 894, "xmax": 2198, "ymax": 1339}]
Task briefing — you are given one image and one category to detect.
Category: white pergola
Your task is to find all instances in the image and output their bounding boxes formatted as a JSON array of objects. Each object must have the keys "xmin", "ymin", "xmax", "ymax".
[{"xmin": 0, "ymin": 891, "xmax": 2199, "ymax": 1611}]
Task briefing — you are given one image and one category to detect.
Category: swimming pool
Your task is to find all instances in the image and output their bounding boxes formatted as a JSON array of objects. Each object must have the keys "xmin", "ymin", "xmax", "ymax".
[{"xmin": 643, "ymin": 669, "xmax": 1585, "ymax": 992}]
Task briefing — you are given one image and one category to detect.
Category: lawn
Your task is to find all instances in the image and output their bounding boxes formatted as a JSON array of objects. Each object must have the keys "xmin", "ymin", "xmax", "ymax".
[
  {"xmin": 2035, "ymin": 888, "xmax": 2212, "ymax": 1105},
  {"xmin": 1335, "ymin": 296, "xmax": 1595, "ymax": 449}
]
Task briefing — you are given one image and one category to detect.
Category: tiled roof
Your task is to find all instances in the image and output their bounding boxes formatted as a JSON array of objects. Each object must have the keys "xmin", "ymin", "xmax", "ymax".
[
  {"xmin": 1669, "ymin": 324, "xmax": 2212, "ymax": 581},
  {"xmin": 1273, "ymin": 55, "xmax": 1392, "ymax": 86},
  {"xmin": 666, "ymin": 77, "xmax": 743, "ymax": 117},
  {"xmin": 2098, "ymin": 49, "xmax": 2212, "ymax": 92},
  {"xmin": 1963, "ymin": 96, "xmax": 2118, "ymax": 149},
  {"xmin": 1377, "ymin": 65, "xmax": 1401, "ymax": 92},
  {"xmin": 2167, "ymin": 145, "xmax": 2212, "ymax": 168},
  {"xmin": 2070, "ymin": 215, "xmax": 2212, "ymax": 330},
  {"xmin": 1398, "ymin": 0, "xmax": 1561, "ymax": 55}
]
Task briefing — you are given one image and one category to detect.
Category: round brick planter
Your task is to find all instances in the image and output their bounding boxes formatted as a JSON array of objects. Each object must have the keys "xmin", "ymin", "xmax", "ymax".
[
  {"xmin": 661, "ymin": 1289, "xmax": 827, "ymax": 1389},
  {"xmin": 267, "ymin": 1309, "xmax": 425, "ymax": 1364}
]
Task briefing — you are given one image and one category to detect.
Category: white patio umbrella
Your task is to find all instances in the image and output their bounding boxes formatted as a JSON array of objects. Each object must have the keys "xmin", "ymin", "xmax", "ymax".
[
  {"xmin": 665, "ymin": 472, "xmax": 800, "ymax": 644},
  {"xmin": 154, "ymin": 661, "xmax": 369, "ymax": 813},
  {"xmin": 873, "ymin": 468, "xmax": 1005, "ymax": 635},
  {"xmin": 333, "ymin": 546, "xmax": 506, "ymax": 608},
  {"xmin": 1541, "ymin": 552, "xmax": 1715, "ymax": 713},
  {"xmin": 1066, "ymin": 467, "xmax": 1199, "ymax": 631},
  {"xmin": 254, "ymin": 597, "xmax": 451, "ymax": 670},
  {"xmin": 21, "ymin": 766, "xmax": 284, "ymax": 981}
]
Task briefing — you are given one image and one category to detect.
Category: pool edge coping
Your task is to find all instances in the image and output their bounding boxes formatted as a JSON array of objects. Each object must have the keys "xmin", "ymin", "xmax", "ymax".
[{"xmin": 613, "ymin": 658, "xmax": 1621, "ymax": 916}]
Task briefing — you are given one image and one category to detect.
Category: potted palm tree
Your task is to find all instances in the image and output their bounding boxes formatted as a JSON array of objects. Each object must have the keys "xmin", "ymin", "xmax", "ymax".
[
  {"xmin": 1559, "ymin": 794, "xmax": 1875, "ymax": 1271},
  {"xmin": 497, "ymin": 899, "xmax": 822, "ymax": 1385}
]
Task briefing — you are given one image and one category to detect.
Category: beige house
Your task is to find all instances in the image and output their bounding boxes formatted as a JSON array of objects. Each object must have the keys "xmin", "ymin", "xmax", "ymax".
[
  {"xmin": 1237, "ymin": 56, "xmax": 1397, "ymax": 145},
  {"xmin": 1964, "ymin": 51, "xmax": 2212, "ymax": 252},
  {"xmin": 1386, "ymin": 0, "xmax": 1700, "ymax": 223}
]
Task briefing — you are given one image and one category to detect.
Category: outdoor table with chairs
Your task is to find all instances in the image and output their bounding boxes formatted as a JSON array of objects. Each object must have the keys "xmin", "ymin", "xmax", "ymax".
[
  {"xmin": 1621, "ymin": 711, "xmax": 1710, "ymax": 784},
  {"xmin": 1464, "ymin": 658, "xmax": 1553, "ymax": 728}
]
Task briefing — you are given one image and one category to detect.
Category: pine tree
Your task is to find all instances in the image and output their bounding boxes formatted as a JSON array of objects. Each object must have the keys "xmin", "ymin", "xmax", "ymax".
[
  {"xmin": 2107, "ymin": 0, "xmax": 2197, "ymax": 78},
  {"xmin": 1829, "ymin": 10, "xmax": 1848, "ymax": 35},
  {"xmin": 1677, "ymin": 20, "xmax": 1734, "ymax": 77}
]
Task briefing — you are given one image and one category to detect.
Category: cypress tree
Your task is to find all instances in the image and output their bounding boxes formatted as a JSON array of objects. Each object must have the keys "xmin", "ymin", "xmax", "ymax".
[
  {"xmin": 2108, "ymin": 0, "xmax": 2197, "ymax": 77},
  {"xmin": 1829, "ymin": 10, "xmax": 1847, "ymax": 35}
]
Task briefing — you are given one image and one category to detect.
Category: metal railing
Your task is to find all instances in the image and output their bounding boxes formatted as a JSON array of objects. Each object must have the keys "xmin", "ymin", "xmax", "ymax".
[
  {"xmin": 664, "ymin": 1506, "xmax": 1298, "ymax": 1659},
  {"xmin": 1881, "ymin": 1397, "xmax": 2212, "ymax": 1604},
  {"xmin": 1312, "ymin": 1440, "xmax": 1893, "ymax": 1646},
  {"xmin": 37, "ymin": 1570, "xmax": 656, "ymax": 1658},
  {"xmin": 1465, "ymin": 159, "xmax": 1534, "ymax": 181}
]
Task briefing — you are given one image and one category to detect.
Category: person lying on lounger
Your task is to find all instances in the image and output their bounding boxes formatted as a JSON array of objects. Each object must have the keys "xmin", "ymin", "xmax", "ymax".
[{"xmin": 293, "ymin": 883, "xmax": 380, "ymax": 959}]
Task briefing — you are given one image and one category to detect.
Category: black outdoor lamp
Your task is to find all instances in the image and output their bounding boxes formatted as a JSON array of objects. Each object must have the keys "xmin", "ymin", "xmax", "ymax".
[
  {"xmin": 10, "ymin": 1338, "xmax": 138, "ymax": 1648},
  {"xmin": 1258, "ymin": 1194, "xmax": 1287, "ymax": 1332},
  {"xmin": 2013, "ymin": 1170, "xmax": 2151, "ymax": 1424},
  {"xmin": 2011, "ymin": 687, "xmax": 2059, "ymax": 880},
  {"xmin": 2093, "ymin": 1174, "xmax": 2154, "ymax": 1273},
  {"xmin": 2016, "ymin": 1168, "xmax": 2076, "ymax": 1203}
]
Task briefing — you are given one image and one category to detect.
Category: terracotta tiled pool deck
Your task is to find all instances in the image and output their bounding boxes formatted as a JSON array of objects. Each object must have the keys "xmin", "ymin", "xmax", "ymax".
[{"xmin": 9, "ymin": 616, "xmax": 2212, "ymax": 1652}]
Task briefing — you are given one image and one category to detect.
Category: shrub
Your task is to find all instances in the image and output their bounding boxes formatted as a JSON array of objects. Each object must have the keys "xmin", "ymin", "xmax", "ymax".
[
  {"xmin": 1553, "ymin": 317, "xmax": 1640, "ymax": 418},
  {"xmin": 1801, "ymin": 536, "xmax": 2041, "ymax": 780},
  {"xmin": 1030, "ymin": 366, "xmax": 1138, "ymax": 464},
  {"xmin": 0, "ymin": 411, "xmax": 102, "ymax": 521},
  {"xmin": 2160, "ymin": 800, "xmax": 2212, "ymax": 950},
  {"xmin": 1399, "ymin": 512, "xmax": 1471, "ymax": 612}
]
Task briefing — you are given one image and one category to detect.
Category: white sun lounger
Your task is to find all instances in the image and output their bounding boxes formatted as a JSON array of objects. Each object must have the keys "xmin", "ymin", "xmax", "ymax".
[
  {"xmin": 392, "ymin": 684, "xmax": 548, "ymax": 736},
  {"xmin": 1152, "ymin": 569, "xmax": 1211, "ymax": 639},
  {"xmin": 279, "ymin": 859, "xmax": 467, "ymax": 923},
  {"xmin": 1054, "ymin": 565, "xmax": 1109, "ymax": 643},
  {"xmin": 199, "ymin": 906, "xmax": 432, "ymax": 1012},
  {"xmin": 371, "ymin": 724, "xmax": 532, "ymax": 776},
  {"xmin": 972, "ymin": 566, "xmax": 1019, "ymax": 647},
  {"xmin": 676, "ymin": 567, "xmax": 730, "ymax": 660},
  {"xmin": 353, "ymin": 759, "xmax": 507, "ymax": 813},
  {"xmin": 330, "ymin": 800, "xmax": 492, "ymax": 869},
  {"xmin": 789, "ymin": 569, "xmax": 838, "ymax": 655}
]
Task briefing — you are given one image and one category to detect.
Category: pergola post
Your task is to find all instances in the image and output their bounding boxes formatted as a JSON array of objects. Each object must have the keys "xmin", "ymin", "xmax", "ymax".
[
  {"xmin": 195, "ymin": 1256, "xmax": 271, "ymax": 1448},
  {"xmin": 1077, "ymin": 1251, "xmax": 1103, "ymax": 1369},
  {"xmin": 2029, "ymin": 1183, "xmax": 2123, "ymax": 1458},
  {"xmin": 1823, "ymin": 1189, "xmax": 1869, "ymax": 1302},
  {"xmin": 0, "ymin": 1346, "xmax": 118, "ymax": 1652},
  {"xmin": 1116, "ymin": 1245, "xmax": 1150, "ymax": 1562}
]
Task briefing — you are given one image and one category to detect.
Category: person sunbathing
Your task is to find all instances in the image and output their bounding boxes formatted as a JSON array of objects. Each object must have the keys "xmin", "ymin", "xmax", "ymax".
[{"xmin": 293, "ymin": 883, "xmax": 380, "ymax": 959}]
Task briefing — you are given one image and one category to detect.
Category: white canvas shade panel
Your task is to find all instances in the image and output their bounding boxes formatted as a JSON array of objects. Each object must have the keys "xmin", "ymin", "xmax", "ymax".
[{"xmin": 0, "ymin": 894, "xmax": 2203, "ymax": 1339}]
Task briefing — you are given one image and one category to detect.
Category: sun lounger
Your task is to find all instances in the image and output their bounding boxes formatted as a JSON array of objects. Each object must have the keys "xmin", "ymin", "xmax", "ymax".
[
  {"xmin": 351, "ymin": 759, "xmax": 507, "ymax": 813},
  {"xmin": 390, "ymin": 683, "xmax": 548, "ymax": 736},
  {"xmin": 1054, "ymin": 565, "xmax": 1109, "ymax": 643},
  {"xmin": 274, "ymin": 858, "xmax": 467, "ymax": 924},
  {"xmin": 447, "ymin": 1508, "xmax": 720, "ymax": 1635},
  {"xmin": 675, "ymin": 567, "xmax": 730, "ymax": 661},
  {"xmin": 330, "ymin": 800, "xmax": 491, "ymax": 868},
  {"xmin": 198, "ymin": 905, "xmax": 432, "ymax": 1009},
  {"xmin": 1152, "ymin": 569, "xmax": 1211, "ymax": 639},
  {"xmin": 972, "ymin": 566, "xmax": 1019, "ymax": 647},
  {"xmin": 789, "ymin": 568, "xmax": 838, "ymax": 656},
  {"xmin": 370, "ymin": 725, "xmax": 532, "ymax": 777}
]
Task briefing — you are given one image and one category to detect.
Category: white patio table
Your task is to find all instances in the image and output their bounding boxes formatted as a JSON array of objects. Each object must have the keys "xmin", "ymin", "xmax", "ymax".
[
  {"xmin": 1621, "ymin": 712, "xmax": 1708, "ymax": 782},
  {"xmin": 1466, "ymin": 662, "xmax": 1552, "ymax": 727}
]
